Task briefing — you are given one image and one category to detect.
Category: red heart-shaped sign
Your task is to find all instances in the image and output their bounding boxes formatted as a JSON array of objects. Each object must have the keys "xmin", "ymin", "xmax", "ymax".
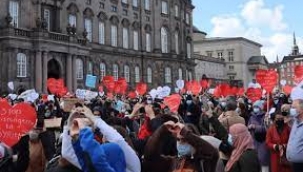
[
  {"xmin": 256, "ymin": 70, "xmax": 278, "ymax": 93},
  {"xmin": 128, "ymin": 91, "xmax": 137, "ymax": 99},
  {"xmin": 200, "ymin": 79, "xmax": 209, "ymax": 89},
  {"xmin": 136, "ymin": 83, "xmax": 147, "ymax": 95},
  {"xmin": 0, "ymin": 103, "xmax": 37, "ymax": 147},
  {"xmin": 163, "ymin": 94, "xmax": 181, "ymax": 114},
  {"xmin": 237, "ymin": 87, "xmax": 245, "ymax": 96},
  {"xmin": 294, "ymin": 65, "xmax": 303, "ymax": 84},
  {"xmin": 246, "ymin": 88, "xmax": 262, "ymax": 103},
  {"xmin": 191, "ymin": 81, "xmax": 202, "ymax": 95},
  {"xmin": 47, "ymin": 78, "xmax": 66, "ymax": 96},
  {"xmin": 283, "ymin": 85, "xmax": 293, "ymax": 95}
]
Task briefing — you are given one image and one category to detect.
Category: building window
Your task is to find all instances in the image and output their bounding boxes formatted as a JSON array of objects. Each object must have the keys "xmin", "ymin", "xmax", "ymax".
[
  {"xmin": 145, "ymin": 16, "xmax": 150, "ymax": 21},
  {"xmin": 99, "ymin": 2, "xmax": 105, "ymax": 9},
  {"xmin": 135, "ymin": 66, "xmax": 140, "ymax": 83},
  {"xmin": 187, "ymin": 43, "xmax": 191, "ymax": 58},
  {"xmin": 147, "ymin": 67, "xmax": 152, "ymax": 83},
  {"xmin": 68, "ymin": 14, "xmax": 77, "ymax": 27},
  {"xmin": 113, "ymin": 64, "xmax": 119, "ymax": 81},
  {"xmin": 217, "ymin": 52, "xmax": 223, "ymax": 59},
  {"xmin": 229, "ymin": 76, "xmax": 235, "ymax": 80},
  {"xmin": 146, "ymin": 33, "xmax": 151, "ymax": 52},
  {"xmin": 111, "ymin": 25, "xmax": 118, "ymax": 47},
  {"xmin": 100, "ymin": 63, "xmax": 106, "ymax": 80},
  {"xmin": 87, "ymin": 61, "xmax": 93, "ymax": 75},
  {"xmin": 84, "ymin": 18, "xmax": 92, "ymax": 42},
  {"xmin": 122, "ymin": 0, "xmax": 128, "ymax": 4},
  {"xmin": 161, "ymin": 1, "xmax": 168, "ymax": 14},
  {"xmin": 174, "ymin": 5, "xmax": 179, "ymax": 17},
  {"xmin": 86, "ymin": 0, "xmax": 91, "ymax": 5},
  {"xmin": 111, "ymin": 5, "xmax": 117, "ymax": 12},
  {"xmin": 17, "ymin": 53, "xmax": 26, "ymax": 77},
  {"xmin": 188, "ymin": 71, "xmax": 193, "ymax": 81},
  {"xmin": 175, "ymin": 32, "xmax": 179, "ymax": 54},
  {"xmin": 185, "ymin": 13, "xmax": 190, "ymax": 24},
  {"xmin": 123, "ymin": 27, "xmax": 129, "ymax": 49},
  {"xmin": 229, "ymin": 65, "xmax": 234, "ymax": 70},
  {"xmin": 165, "ymin": 67, "xmax": 172, "ymax": 83},
  {"xmin": 123, "ymin": 9, "xmax": 128, "ymax": 16},
  {"xmin": 9, "ymin": 0, "xmax": 19, "ymax": 27},
  {"xmin": 206, "ymin": 51, "xmax": 213, "ymax": 57},
  {"xmin": 76, "ymin": 59, "xmax": 83, "ymax": 79},
  {"xmin": 133, "ymin": 0, "xmax": 138, "ymax": 7},
  {"xmin": 43, "ymin": 9, "xmax": 51, "ymax": 31},
  {"xmin": 161, "ymin": 27, "xmax": 168, "ymax": 53},
  {"xmin": 228, "ymin": 51, "xmax": 234, "ymax": 61},
  {"xmin": 145, "ymin": 0, "xmax": 150, "ymax": 10},
  {"xmin": 178, "ymin": 68, "xmax": 183, "ymax": 80},
  {"xmin": 99, "ymin": 22, "xmax": 105, "ymax": 44},
  {"xmin": 133, "ymin": 30, "xmax": 139, "ymax": 50},
  {"xmin": 124, "ymin": 65, "xmax": 130, "ymax": 82}
]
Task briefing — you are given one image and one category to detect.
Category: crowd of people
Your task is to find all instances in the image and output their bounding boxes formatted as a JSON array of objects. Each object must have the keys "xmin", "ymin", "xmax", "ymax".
[{"xmin": 0, "ymin": 83, "xmax": 303, "ymax": 172}]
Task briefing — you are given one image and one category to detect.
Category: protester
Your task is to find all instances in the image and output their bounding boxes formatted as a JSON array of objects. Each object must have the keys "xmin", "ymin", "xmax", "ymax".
[
  {"xmin": 225, "ymin": 123, "xmax": 261, "ymax": 172},
  {"xmin": 0, "ymin": 142, "xmax": 14, "ymax": 172},
  {"xmin": 248, "ymin": 100, "xmax": 270, "ymax": 172},
  {"xmin": 266, "ymin": 110, "xmax": 291, "ymax": 172},
  {"xmin": 286, "ymin": 84, "xmax": 303, "ymax": 172}
]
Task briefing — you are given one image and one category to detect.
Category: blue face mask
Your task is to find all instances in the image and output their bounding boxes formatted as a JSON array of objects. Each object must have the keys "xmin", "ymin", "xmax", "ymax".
[
  {"xmin": 177, "ymin": 142, "xmax": 192, "ymax": 157},
  {"xmin": 290, "ymin": 108, "xmax": 298, "ymax": 117},
  {"xmin": 274, "ymin": 100, "xmax": 279, "ymax": 105},
  {"xmin": 253, "ymin": 108, "xmax": 260, "ymax": 113},
  {"xmin": 186, "ymin": 100, "xmax": 193, "ymax": 105},
  {"xmin": 228, "ymin": 134, "xmax": 233, "ymax": 146}
]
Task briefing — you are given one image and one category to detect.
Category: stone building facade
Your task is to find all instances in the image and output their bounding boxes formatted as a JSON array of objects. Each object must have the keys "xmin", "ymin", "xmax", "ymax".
[
  {"xmin": 0, "ymin": 0, "xmax": 195, "ymax": 94},
  {"xmin": 193, "ymin": 29, "xmax": 262, "ymax": 88}
]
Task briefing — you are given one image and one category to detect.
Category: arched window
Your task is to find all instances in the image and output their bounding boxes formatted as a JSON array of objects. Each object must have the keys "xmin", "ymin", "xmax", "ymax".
[
  {"xmin": 113, "ymin": 64, "xmax": 119, "ymax": 81},
  {"xmin": 17, "ymin": 53, "xmax": 27, "ymax": 77},
  {"xmin": 124, "ymin": 65, "xmax": 130, "ymax": 82},
  {"xmin": 178, "ymin": 68, "xmax": 183, "ymax": 80},
  {"xmin": 147, "ymin": 67, "xmax": 152, "ymax": 83},
  {"xmin": 146, "ymin": 33, "xmax": 151, "ymax": 52},
  {"xmin": 76, "ymin": 59, "xmax": 83, "ymax": 79},
  {"xmin": 165, "ymin": 67, "xmax": 172, "ymax": 83},
  {"xmin": 9, "ymin": 1, "xmax": 19, "ymax": 27},
  {"xmin": 87, "ymin": 61, "xmax": 93, "ymax": 75},
  {"xmin": 187, "ymin": 42, "xmax": 191, "ymax": 58},
  {"xmin": 135, "ymin": 66, "xmax": 140, "ymax": 83},
  {"xmin": 133, "ymin": 30, "xmax": 139, "ymax": 50},
  {"xmin": 111, "ymin": 25, "xmax": 118, "ymax": 47},
  {"xmin": 161, "ymin": 27, "xmax": 168, "ymax": 53},
  {"xmin": 123, "ymin": 27, "xmax": 129, "ymax": 49},
  {"xmin": 84, "ymin": 18, "xmax": 93, "ymax": 42},
  {"xmin": 99, "ymin": 21, "xmax": 105, "ymax": 44},
  {"xmin": 100, "ymin": 63, "xmax": 106, "ymax": 80},
  {"xmin": 175, "ymin": 32, "xmax": 179, "ymax": 54}
]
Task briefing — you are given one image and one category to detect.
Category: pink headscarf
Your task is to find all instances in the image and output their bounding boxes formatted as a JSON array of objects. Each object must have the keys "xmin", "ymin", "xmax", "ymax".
[{"xmin": 225, "ymin": 123, "xmax": 254, "ymax": 172}]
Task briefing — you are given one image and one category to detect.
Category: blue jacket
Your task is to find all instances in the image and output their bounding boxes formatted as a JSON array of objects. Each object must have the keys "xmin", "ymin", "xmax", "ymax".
[{"xmin": 72, "ymin": 127, "xmax": 126, "ymax": 172}]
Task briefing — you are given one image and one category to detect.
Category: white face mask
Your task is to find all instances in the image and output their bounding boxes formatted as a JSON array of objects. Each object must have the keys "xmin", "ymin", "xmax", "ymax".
[
  {"xmin": 177, "ymin": 141, "xmax": 192, "ymax": 157},
  {"xmin": 289, "ymin": 108, "xmax": 298, "ymax": 117},
  {"xmin": 253, "ymin": 108, "xmax": 260, "ymax": 113}
]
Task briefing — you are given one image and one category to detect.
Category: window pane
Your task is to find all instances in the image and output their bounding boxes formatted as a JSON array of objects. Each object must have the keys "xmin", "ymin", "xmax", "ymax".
[
  {"xmin": 100, "ymin": 63, "xmax": 106, "ymax": 80},
  {"xmin": 99, "ymin": 22, "xmax": 105, "ymax": 44},
  {"xmin": 76, "ymin": 59, "xmax": 83, "ymax": 79},
  {"xmin": 17, "ymin": 53, "xmax": 26, "ymax": 77},
  {"xmin": 44, "ymin": 9, "xmax": 51, "ymax": 31},
  {"xmin": 145, "ymin": 0, "xmax": 150, "ymax": 10},
  {"xmin": 161, "ymin": 27, "xmax": 168, "ymax": 53},
  {"xmin": 87, "ymin": 62, "xmax": 93, "ymax": 75},
  {"xmin": 165, "ymin": 67, "xmax": 172, "ymax": 83},
  {"xmin": 124, "ymin": 65, "xmax": 130, "ymax": 82},
  {"xmin": 133, "ymin": 0, "xmax": 138, "ymax": 7},
  {"xmin": 187, "ymin": 43, "xmax": 191, "ymax": 58},
  {"xmin": 122, "ymin": 0, "xmax": 127, "ymax": 3},
  {"xmin": 111, "ymin": 25, "xmax": 118, "ymax": 47},
  {"xmin": 186, "ymin": 13, "xmax": 190, "ymax": 24},
  {"xmin": 123, "ymin": 27, "xmax": 129, "ymax": 49},
  {"xmin": 135, "ymin": 67, "xmax": 140, "ymax": 83},
  {"xmin": 84, "ymin": 19, "xmax": 92, "ymax": 42},
  {"xmin": 134, "ymin": 31, "xmax": 139, "ymax": 50},
  {"xmin": 113, "ymin": 64, "xmax": 119, "ymax": 81},
  {"xmin": 161, "ymin": 1, "xmax": 168, "ymax": 14},
  {"xmin": 9, "ymin": 1, "xmax": 19, "ymax": 27},
  {"xmin": 175, "ymin": 32, "xmax": 179, "ymax": 54},
  {"xmin": 178, "ymin": 68, "xmax": 182, "ymax": 80},
  {"xmin": 175, "ymin": 5, "xmax": 179, "ymax": 17},
  {"xmin": 147, "ymin": 67, "xmax": 152, "ymax": 83},
  {"xmin": 69, "ymin": 14, "xmax": 77, "ymax": 26},
  {"xmin": 146, "ymin": 33, "xmax": 151, "ymax": 52}
]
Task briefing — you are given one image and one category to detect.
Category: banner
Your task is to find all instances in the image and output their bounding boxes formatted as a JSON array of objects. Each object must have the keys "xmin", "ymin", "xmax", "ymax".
[{"xmin": 85, "ymin": 75, "xmax": 97, "ymax": 88}]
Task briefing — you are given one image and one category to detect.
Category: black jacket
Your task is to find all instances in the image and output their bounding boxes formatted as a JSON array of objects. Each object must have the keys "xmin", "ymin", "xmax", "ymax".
[{"xmin": 229, "ymin": 149, "xmax": 261, "ymax": 172}]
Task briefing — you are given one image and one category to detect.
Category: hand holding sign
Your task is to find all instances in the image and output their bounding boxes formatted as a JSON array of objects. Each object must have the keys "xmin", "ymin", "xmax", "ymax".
[
  {"xmin": 163, "ymin": 94, "xmax": 181, "ymax": 114},
  {"xmin": 0, "ymin": 103, "xmax": 37, "ymax": 147},
  {"xmin": 256, "ymin": 69, "xmax": 278, "ymax": 93}
]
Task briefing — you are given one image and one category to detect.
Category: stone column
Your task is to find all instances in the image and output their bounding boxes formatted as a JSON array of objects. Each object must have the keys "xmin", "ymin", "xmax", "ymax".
[
  {"xmin": 72, "ymin": 55, "xmax": 77, "ymax": 91},
  {"xmin": 66, "ymin": 54, "xmax": 73, "ymax": 92},
  {"xmin": 42, "ymin": 51, "xmax": 48, "ymax": 93},
  {"xmin": 35, "ymin": 51, "xmax": 42, "ymax": 92}
]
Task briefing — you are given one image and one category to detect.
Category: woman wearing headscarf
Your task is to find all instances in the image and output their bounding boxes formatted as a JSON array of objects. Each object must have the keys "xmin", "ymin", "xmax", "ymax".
[
  {"xmin": 266, "ymin": 111, "xmax": 291, "ymax": 172},
  {"xmin": 225, "ymin": 123, "xmax": 261, "ymax": 172}
]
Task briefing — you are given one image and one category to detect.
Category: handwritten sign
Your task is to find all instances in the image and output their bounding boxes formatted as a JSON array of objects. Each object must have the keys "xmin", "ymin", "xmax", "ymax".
[
  {"xmin": 85, "ymin": 75, "xmax": 97, "ymax": 88},
  {"xmin": 0, "ymin": 103, "xmax": 37, "ymax": 147},
  {"xmin": 44, "ymin": 118, "xmax": 62, "ymax": 129},
  {"xmin": 61, "ymin": 98, "xmax": 82, "ymax": 112}
]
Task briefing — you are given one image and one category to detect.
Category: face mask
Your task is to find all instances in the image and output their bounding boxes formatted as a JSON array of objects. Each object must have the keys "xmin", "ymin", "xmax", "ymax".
[
  {"xmin": 275, "ymin": 120, "xmax": 284, "ymax": 128},
  {"xmin": 186, "ymin": 100, "xmax": 193, "ymax": 105},
  {"xmin": 274, "ymin": 100, "xmax": 279, "ymax": 105},
  {"xmin": 290, "ymin": 108, "xmax": 298, "ymax": 117},
  {"xmin": 29, "ymin": 131, "xmax": 39, "ymax": 140},
  {"xmin": 236, "ymin": 108, "xmax": 240, "ymax": 113},
  {"xmin": 147, "ymin": 100, "xmax": 153, "ymax": 104},
  {"xmin": 228, "ymin": 134, "xmax": 233, "ymax": 146},
  {"xmin": 177, "ymin": 142, "xmax": 192, "ymax": 157},
  {"xmin": 253, "ymin": 108, "xmax": 260, "ymax": 113},
  {"xmin": 45, "ymin": 111, "xmax": 51, "ymax": 118},
  {"xmin": 221, "ymin": 102, "xmax": 226, "ymax": 108}
]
